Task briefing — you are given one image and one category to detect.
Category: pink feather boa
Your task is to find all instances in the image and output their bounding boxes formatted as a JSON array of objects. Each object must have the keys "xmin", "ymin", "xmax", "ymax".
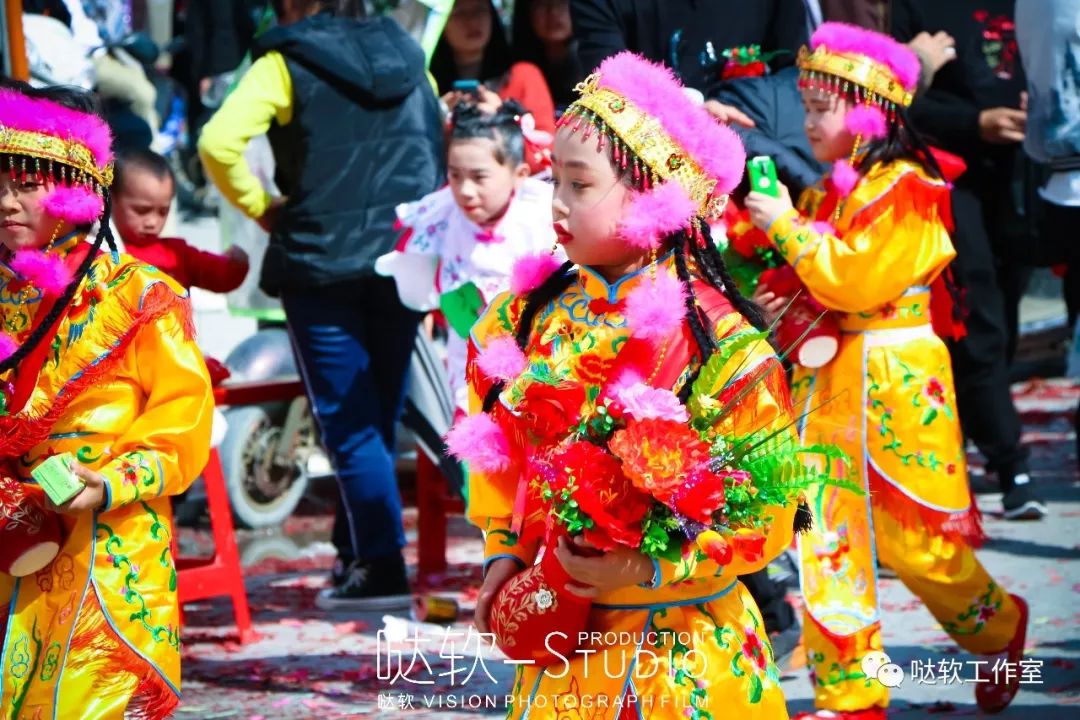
[
  {"xmin": 0, "ymin": 333, "xmax": 16, "ymax": 363},
  {"xmin": 510, "ymin": 252, "xmax": 563, "ymax": 295},
  {"xmin": 10, "ymin": 250, "xmax": 73, "ymax": 295},
  {"xmin": 596, "ymin": 52, "xmax": 747, "ymax": 195},
  {"xmin": 476, "ymin": 335, "xmax": 528, "ymax": 382},
  {"xmin": 619, "ymin": 181, "xmax": 697, "ymax": 250},
  {"xmin": 623, "ymin": 270, "xmax": 687, "ymax": 342},
  {"xmin": 811, "ymin": 22, "xmax": 920, "ymax": 92},
  {"xmin": 445, "ymin": 412, "xmax": 511, "ymax": 473},
  {"xmin": 42, "ymin": 185, "xmax": 104, "ymax": 224},
  {"xmin": 0, "ymin": 89, "xmax": 113, "ymax": 168},
  {"xmin": 844, "ymin": 105, "xmax": 888, "ymax": 140}
]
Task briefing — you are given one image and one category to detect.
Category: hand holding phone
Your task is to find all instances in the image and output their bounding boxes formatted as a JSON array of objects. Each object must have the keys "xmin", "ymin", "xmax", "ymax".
[
  {"xmin": 747, "ymin": 155, "xmax": 780, "ymax": 198},
  {"xmin": 452, "ymin": 79, "xmax": 481, "ymax": 98}
]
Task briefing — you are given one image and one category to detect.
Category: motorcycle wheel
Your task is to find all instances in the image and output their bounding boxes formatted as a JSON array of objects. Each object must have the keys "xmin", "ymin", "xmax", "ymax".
[{"xmin": 219, "ymin": 405, "xmax": 310, "ymax": 529}]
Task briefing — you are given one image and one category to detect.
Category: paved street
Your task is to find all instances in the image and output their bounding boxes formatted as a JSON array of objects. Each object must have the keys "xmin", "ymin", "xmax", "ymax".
[{"xmin": 174, "ymin": 215, "xmax": 1080, "ymax": 719}]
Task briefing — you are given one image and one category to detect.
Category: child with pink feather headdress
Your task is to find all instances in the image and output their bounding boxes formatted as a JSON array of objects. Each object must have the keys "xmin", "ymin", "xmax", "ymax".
[
  {"xmin": 744, "ymin": 22, "xmax": 1029, "ymax": 718},
  {"xmin": 447, "ymin": 51, "xmax": 804, "ymax": 718},
  {"xmin": 0, "ymin": 81, "xmax": 213, "ymax": 718}
]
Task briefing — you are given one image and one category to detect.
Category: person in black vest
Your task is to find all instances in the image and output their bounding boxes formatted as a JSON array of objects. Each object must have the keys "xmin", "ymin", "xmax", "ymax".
[
  {"xmin": 892, "ymin": 0, "xmax": 1047, "ymax": 520},
  {"xmin": 199, "ymin": 0, "xmax": 444, "ymax": 608}
]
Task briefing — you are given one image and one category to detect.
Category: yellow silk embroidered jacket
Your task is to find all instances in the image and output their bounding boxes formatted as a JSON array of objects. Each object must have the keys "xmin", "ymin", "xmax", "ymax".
[{"xmin": 0, "ymin": 237, "xmax": 213, "ymax": 719}]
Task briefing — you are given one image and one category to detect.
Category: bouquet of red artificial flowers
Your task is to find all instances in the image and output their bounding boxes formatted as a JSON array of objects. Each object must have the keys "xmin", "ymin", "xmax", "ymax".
[
  {"xmin": 532, "ymin": 328, "xmax": 847, "ymax": 568},
  {"xmin": 485, "ymin": 327, "xmax": 854, "ymax": 664}
]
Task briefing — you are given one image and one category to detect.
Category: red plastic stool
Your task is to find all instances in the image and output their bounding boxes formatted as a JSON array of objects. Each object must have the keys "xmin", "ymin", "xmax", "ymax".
[
  {"xmin": 174, "ymin": 379, "xmax": 305, "ymax": 644},
  {"xmin": 416, "ymin": 449, "xmax": 464, "ymax": 583},
  {"xmin": 175, "ymin": 446, "xmax": 256, "ymax": 643}
]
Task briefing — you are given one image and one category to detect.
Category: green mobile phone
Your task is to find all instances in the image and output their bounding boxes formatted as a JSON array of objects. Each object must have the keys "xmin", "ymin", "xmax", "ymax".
[
  {"xmin": 748, "ymin": 155, "xmax": 780, "ymax": 198},
  {"xmin": 440, "ymin": 281, "xmax": 486, "ymax": 339}
]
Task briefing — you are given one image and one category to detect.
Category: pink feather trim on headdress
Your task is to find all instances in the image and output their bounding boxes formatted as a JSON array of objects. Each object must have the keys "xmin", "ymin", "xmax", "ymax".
[
  {"xmin": 10, "ymin": 250, "xmax": 73, "ymax": 295},
  {"xmin": 476, "ymin": 335, "xmax": 528, "ymax": 382},
  {"xmin": 42, "ymin": 185, "xmax": 104, "ymax": 224},
  {"xmin": 596, "ymin": 52, "xmax": 747, "ymax": 195},
  {"xmin": 624, "ymin": 270, "xmax": 687, "ymax": 342},
  {"xmin": 510, "ymin": 252, "xmax": 563, "ymax": 295},
  {"xmin": 811, "ymin": 22, "xmax": 920, "ymax": 92},
  {"xmin": 0, "ymin": 333, "xmax": 16, "ymax": 363},
  {"xmin": 445, "ymin": 413, "xmax": 511, "ymax": 473},
  {"xmin": 831, "ymin": 160, "xmax": 860, "ymax": 197},
  {"xmin": 0, "ymin": 89, "xmax": 114, "ymax": 168},
  {"xmin": 619, "ymin": 181, "xmax": 697, "ymax": 250},
  {"xmin": 844, "ymin": 105, "xmax": 888, "ymax": 140}
]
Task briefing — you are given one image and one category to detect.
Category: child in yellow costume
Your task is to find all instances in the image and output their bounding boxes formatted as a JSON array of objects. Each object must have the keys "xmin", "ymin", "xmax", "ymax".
[
  {"xmin": 745, "ymin": 22, "xmax": 1029, "ymax": 719},
  {"xmin": 448, "ymin": 52, "xmax": 804, "ymax": 719},
  {"xmin": 0, "ymin": 82, "xmax": 213, "ymax": 719}
]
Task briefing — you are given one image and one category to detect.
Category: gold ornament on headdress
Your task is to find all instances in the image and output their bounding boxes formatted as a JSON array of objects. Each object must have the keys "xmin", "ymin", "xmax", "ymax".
[
  {"xmin": 565, "ymin": 74, "xmax": 725, "ymax": 221},
  {"xmin": 796, "ymin": 45, "xmax": 914, "ymax": 108},
  {"xmin": 0, "ymin": 126, "xmax": 114, "ymax": 188}
]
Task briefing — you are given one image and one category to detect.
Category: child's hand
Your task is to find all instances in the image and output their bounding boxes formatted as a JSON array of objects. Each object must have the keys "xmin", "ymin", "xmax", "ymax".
[
  {"xmin": 226, "ymin": 245, "xmax": 249, "ymax": 267},
  {"xmin": 745, "ymin": 183, "xmax": 794, "ymax": 231},
  {"xmin": 48, "ymin": 463, "xmax": 106, "ymax": 514},
  {"xmin": 752, "ymin": 286, "xmax": 789, "ymax": 326},
  {"xmin": 553, "ymin": 535, "xmax": 654, "ymax": 598},
  {"xmin": 474, "ymin": 557, "xmax": 521, "ymax": 634}
]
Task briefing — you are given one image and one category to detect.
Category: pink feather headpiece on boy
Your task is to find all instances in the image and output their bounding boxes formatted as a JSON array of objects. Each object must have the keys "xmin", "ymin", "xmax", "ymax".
[{"xmin": 797, "ymin": 22, "xmax": 920, "ymax": 197}]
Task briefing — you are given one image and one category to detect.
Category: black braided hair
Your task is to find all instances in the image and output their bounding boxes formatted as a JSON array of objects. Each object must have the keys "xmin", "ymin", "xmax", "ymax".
[
  {"xmin": 689, "ymin": 223, "xmax": 768, "ymax": 331},
  {"xmin": 481, "ymin": 260, "xmax": 576, "ymax": 413},
  {"xmin": 0, "ymin": 82, "xmax": 118, "ymax": 374},
  {"xmin": 0, "ymin": 193, "xmax": 114, "ymax": 374},
  {"xmin": 672, "ymin": 238, "xmax": 717, "ymax": 354},
  {"xmin": 450, "ymin": 99, "xmax": 528, "ymax": 167}
]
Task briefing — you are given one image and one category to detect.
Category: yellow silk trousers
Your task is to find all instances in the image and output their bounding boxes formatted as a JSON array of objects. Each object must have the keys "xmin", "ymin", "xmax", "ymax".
[
  {"xmin": 800, "ymin": 505, "xmax": 1020, "ymax": 710},
  {"xmin": 794, "ymin": 310, "xmax": 1021, "ymax": 711}
]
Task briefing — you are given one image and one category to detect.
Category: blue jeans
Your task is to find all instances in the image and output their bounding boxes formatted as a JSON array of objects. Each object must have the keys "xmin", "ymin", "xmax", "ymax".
[{"xmin": 282, "ymin": 277, "xmax": 420, "ymax": 562}]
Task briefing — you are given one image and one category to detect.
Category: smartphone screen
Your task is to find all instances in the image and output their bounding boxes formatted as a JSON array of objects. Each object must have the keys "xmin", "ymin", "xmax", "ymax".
[{"xmin": 452, "ymin": 79, "xmax": 481, "ymax": 98}]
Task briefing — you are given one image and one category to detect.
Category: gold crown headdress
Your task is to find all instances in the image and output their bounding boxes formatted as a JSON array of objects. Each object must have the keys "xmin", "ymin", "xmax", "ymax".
[
  {"xmin": 796, "ymin": 23, "xmax": 921, "ymax": 199},
  {"xmin": 556, "ymin": 52, "xmax": 747, "ymax": 249},
  {"xmin": 0, "ymin": 88, "xmax": 114, "ymax": 224}
]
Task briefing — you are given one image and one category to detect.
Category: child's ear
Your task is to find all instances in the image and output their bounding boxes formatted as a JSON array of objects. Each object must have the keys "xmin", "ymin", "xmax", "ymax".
[{"xmin": 513, "ymin": 162, "xmax": 531, "ymax": 186}]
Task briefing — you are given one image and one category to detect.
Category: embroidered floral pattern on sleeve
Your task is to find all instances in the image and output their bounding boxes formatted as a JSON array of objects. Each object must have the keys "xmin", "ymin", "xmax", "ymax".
[{"xmin": 107, "ymin": 450, "xmax": 161, "ymax": 507}]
